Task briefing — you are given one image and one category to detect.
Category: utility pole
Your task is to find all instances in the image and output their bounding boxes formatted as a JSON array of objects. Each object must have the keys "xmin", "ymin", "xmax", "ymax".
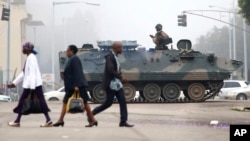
[
  {"xmin": 243, "ymin": 19, "xmax": 248, "ymax": 81},
  {"xmin": 232, "ymin": 0, "xmax": 237, "ymax": 78},
  {"xmin": 6, "ymin": 0, "xmax": 11, "ymax": 95},
  {"xmin": 209, "ymin": 5, "xmax": 234, "ymax": 79},
  {"xmin": 52, "ymin": 1, "xmax": 100, "ymax": 91},
  {"xmin": 229, "ymin": 22, "xmax": 232, "ymax": 60}
]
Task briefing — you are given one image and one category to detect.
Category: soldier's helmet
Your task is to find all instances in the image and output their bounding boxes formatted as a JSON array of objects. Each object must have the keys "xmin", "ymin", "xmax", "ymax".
[{"xmin": 155, "ymin": 24, "xmax": 163, "ymax": 31}]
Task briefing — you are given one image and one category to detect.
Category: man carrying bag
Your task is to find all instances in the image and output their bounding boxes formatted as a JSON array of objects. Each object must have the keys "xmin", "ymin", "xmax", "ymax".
[{"xmin": 92, "ymin": 42, "xmax": 134, "ymax": 127}]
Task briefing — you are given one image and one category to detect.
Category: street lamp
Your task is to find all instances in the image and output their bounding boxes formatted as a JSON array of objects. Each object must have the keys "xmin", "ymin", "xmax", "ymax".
[
  {"xmin": 27, "ymin": 20, "xmax": 44, "ymax": 64},
  {"xmin": 51, "ymin": 1, "xmax": 100, "ymax": 90}
]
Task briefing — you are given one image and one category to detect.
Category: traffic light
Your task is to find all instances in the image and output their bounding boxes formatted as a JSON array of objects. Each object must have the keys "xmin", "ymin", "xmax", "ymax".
[
  {"xmin": 178, "ymin": 14, "xmax": 187, "ymax": 27},
  {"xmin": 1, "ymin": 8, "xmax": 10, "ymax": 21}
]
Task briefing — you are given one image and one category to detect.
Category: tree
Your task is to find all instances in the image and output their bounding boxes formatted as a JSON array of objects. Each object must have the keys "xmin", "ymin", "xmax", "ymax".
[
  {"xmin": 194, "ymin": 16, "xmax": 250, "ymax": 81},
  {"xmin": 238, "ymin": 0, "xmax": 250, "ymax": 24},
  {"xmin": 194, "ymin": 26, "xmax": 230, "ymax": 58}
]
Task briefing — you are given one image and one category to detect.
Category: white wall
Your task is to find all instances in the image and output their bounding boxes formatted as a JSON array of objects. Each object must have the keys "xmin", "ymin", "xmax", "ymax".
[{"xmin": 0, "ymin": 2, "xmax": 28, "ymax": 84}]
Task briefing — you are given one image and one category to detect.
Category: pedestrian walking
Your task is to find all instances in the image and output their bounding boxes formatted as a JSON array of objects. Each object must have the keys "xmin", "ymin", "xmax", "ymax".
[
  {"xmin": 53, "ymin": 45, "xmax": 97, "ymax": 127},
  {"xmin": 92, "ymin": 42, "xmax": 134, "ymax": 127},
  {"xmin": 7, "ymin": 42, "xmax": 52, "ymax": 127}
]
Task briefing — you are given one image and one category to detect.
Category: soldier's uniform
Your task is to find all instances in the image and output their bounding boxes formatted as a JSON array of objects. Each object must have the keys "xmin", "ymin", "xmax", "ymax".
[{"xmin": 150, "ymin": 24, "xmax": 170, "ymax": 49}]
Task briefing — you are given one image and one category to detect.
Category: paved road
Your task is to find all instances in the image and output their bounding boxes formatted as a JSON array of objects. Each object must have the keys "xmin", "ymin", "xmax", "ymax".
[{"xmin": 0, "ymin": 101, "xmax": 250, "ymax": 141}]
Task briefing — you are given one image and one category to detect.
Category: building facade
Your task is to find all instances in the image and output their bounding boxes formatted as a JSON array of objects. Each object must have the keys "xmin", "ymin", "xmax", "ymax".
[{"xmin": 0, "ymin": 0, "xmax": 28, "ymax": 88}]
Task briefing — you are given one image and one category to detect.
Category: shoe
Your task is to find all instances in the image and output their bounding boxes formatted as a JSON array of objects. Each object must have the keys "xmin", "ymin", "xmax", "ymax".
[
  {"xmin": 119, "ymin": 122, "xmax": 134, "ymax": 127},
  {"xmin": 40, "ymin": 121, "xmax": 53, "ymax": 127},
  {"xmin": 8, "ymin": 121, "xmax": 20, "ymax": 127},
  {"xmin": 53, "ymin": 121, "xmax": 64, "ymax": 127},
  {"xmin": 85, "ymin": 121, "xmax": 98, "ymax": 127}
]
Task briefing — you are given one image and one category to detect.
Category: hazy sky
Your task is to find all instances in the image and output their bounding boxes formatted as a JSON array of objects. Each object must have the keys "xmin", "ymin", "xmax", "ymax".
[
  {"xmin": 24, "ymin": 0, "xmax": 240, "ymax": 76},
  {"xmin": 26, "ymin": 0, "xmax": 237, "ymax": 48}
]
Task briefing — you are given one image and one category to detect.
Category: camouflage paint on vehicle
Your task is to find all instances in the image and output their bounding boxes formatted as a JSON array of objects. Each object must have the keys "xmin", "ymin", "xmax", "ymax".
[{"xmin": 59, "ymin": 40, "xmax": 243, "ymax": 103}]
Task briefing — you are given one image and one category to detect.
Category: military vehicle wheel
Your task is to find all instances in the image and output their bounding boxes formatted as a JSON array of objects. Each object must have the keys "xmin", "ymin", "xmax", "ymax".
[
  {"xmin": 123, "ymin": 84, "xmax": 136, "ymax": 102},
  {"xmin": 162, "ymin": 83, "xmax": 181, "ymax": 101},
  {"xmin": 92, "ymin": 84, "xmax": 106, "ymax": 103},
  {"xmin": 143, "ymin": 84, "xmax": 161, "ymax": 102},
  {"xmin": 188, "ymin": 83, "xmax": 205, "ymax": 101}
]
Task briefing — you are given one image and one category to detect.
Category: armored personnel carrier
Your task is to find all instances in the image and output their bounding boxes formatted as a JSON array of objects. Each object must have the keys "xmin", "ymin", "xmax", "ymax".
[{"xmin": 59, "ymin": 39, "xmax": 243, "ymax": 103}]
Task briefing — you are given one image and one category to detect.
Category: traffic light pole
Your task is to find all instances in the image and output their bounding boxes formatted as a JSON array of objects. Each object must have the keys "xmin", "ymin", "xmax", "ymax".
[
  {"xmin": 5, "ymin": 0, "xmax": 10, "ymax": 95},
  {"xmin": 182, "ymin": 9, "xmax": 249, "ymax": 81},
  {"xmin": 183, "ymin": 10, "xmax": 250, "ymax": 33}
]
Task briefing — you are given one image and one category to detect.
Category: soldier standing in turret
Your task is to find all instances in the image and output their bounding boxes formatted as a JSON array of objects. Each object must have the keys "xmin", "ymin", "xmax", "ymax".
[{"xmin": 150, "ymin": 24, "xmax": 169, "ymax": 49}]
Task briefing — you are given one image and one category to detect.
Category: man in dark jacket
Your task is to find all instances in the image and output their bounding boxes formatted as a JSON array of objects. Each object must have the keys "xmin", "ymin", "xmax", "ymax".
[{"xmin": 92, "ymin": 42, "xmax": 134, "ymax": 127}]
